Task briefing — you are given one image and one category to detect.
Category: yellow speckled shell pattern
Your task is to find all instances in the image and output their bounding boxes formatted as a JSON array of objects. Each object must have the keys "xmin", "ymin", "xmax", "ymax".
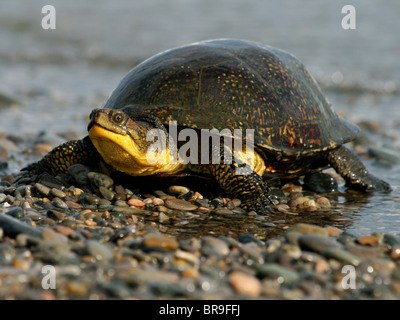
[{"xmin": 104, "ymin": 39, "xmax": 359, "ymax": 154}]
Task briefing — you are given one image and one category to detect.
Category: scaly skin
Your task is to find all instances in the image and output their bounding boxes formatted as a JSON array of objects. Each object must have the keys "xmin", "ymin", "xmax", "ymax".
[
  {"xmin": 327, "ymin": 145, "xmax": 392, "ymax": 192},
  {"xmin": 24, "ymin": 136, "xmax": 100, "ymax": 175}
]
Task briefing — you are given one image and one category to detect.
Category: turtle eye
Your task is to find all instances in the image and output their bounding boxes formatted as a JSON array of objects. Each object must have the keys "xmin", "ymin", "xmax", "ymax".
[{"xmin": 112, "ymin": 112, "xmax": 125, "ymax": 124}]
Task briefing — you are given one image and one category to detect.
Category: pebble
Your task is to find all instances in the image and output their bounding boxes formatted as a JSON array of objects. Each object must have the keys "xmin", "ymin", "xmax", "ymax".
[
  {"xmin": 212, "ymin": 208, "xmax": 233, "ymax": 215},
  {"xmin": 368, "ymin": 147, "xmax": 400, "ymax": 165},
  {"xmin": 35, "ymin": 183, "xmax": 50, "ymax": 196},
  {"xmin": 322, "ymin": 247, "xmax": 360, "ymax": 266},
  {"xmin": 42, "ymin": 228, "xmax": 69, "ymax": 244},
  {"xmin": 357, "ymin": 235, "xmax": 381, "ymax": 246},
  {"xmin": 226, "ymin": 199, "xmax": 241, "ymax": 209},
  {"xmin": 316, "ymin": 197, "xmax": 331, "ymax": 208},
  {"xmin": 142, "ymin": 233, "xmax": 179, "ymax": 252},
  {"xmin": 6, "ymin": 207, "xmax": 24, "ymax": 219},
  {"xmin": 0, "ymin": 213, "xmax": 42, "ymax": 238},
  {"xmin": 99, "ymin": 186, "xmax": 115, "ymax": 201},
  {"xmin": 47, "ymin": 210, "xmax": 67, "ymax": 221},
  {"xmin": 51, "ymin": 188, "xmax": 66, "ymax": 199},
  {"xmin": 86, "ymin": 240, "xmax": 113, "ymax": 263},
  {"xmin": 87, "ymin": 172, "xmax": 114, "ymax": 188},
  {"xmin": 152, "ymin": 198, "xmax": 164, "ymax": 206},
  {"xmin": 164, "ymin": 199, "xmax": 198, "ymax": 211},
  {"xmin": 228, "ymin": 271, "xmax": 261, "ymax": 297},
  {"xmin": 201, "ymin": 236, "xmax": 230, "ymax": 257},
  {"xmin": 289, "ymin": 223, "xmax": 329, "ymax": 237},
  {"xmin": 298, "ymin": 234, "xmax": 341, "ymax": 254},
  {"xmin": 167, "ymin": 185, "xmax": 190, "ymax": 196},
  {"xmin": 257, "ymin": 263, "xmax": 300, "ymax": 285},
  {"xmin": 68, "ymin": 164, "xmax": 91, "ymax": 185},
  {"xmin": 391, "ymin": 247, "xmax": 400, "ymax": 260},
  {"xmin": 127, "ymin": 198, "xmax": 145, "ymax": 207},
  {"xmin": 304, "ymin": 172, "xmax": 339, "ymax": 193}
]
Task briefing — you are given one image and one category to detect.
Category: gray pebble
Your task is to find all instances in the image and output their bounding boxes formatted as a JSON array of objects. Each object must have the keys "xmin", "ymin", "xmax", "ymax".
[
  {"xmin": 6, "ymin": 207, "xmax": 24, "ymax": 219},
  {"xmin": 68, "ymin": 164, "xmax": 91, "ymax": 185},
  {"xmin": 257, "ymin": 263, "xmax": 300, "ymax": 286},
  {"xmin": 0, "ymin": 213, "xmax": 42, "ymax": 238},
  {"xmin": 201, "ymin": 236, "xmax": 230, "ymax": 257},
  {"xmin": 88, "ymin": 172, "xmax": 114, "ymax": 188},
  {"xmin": 164, "ymin": 199, "xmax": 198, "ymax": 211},
  {"xmin": 322, "ymin": 247, "xmax": 361, "ymax": 266},
  {"xmin": 99, "ymin": 186, "xmax": 115, "ymax": 201},
  {"xmin": 86, "ymin": 240, "xmax": 114, "ymax": 263},
  {"xmin": 298, "ymin": 234, "xmax": 341, "ymax": 254},
  {"xmin": 35, "ymin": 183, "xmax": 50, "ymax": 196},
  {"xmin": 51, "ymin": 199, "xmax": 69, "ymax": 210}
]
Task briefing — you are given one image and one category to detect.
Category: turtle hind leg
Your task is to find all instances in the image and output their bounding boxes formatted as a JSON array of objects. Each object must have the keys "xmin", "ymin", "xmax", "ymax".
[
  {"xmin": 326, "ymin": 145, "xmax": 392, "ymax": 193},
  {"xmin": 23, "ymin": 136, "xmax": 100, "ymax": 176}
]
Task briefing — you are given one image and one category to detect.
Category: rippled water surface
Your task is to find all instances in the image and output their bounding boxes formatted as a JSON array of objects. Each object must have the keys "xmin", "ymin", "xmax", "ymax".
[{"xmin": 0, "ymin": 0, "xmax": 399, "ymax": 236}]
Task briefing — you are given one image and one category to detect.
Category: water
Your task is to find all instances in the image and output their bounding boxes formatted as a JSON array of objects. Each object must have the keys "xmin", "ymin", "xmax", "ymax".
[{"xmin": 0, "ymin": 0, "xmax": 399, "ymax": 235}]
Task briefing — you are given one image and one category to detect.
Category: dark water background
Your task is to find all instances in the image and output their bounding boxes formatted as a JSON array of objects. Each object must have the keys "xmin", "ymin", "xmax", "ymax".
[{"xmin": 0, "ymin": 0, "xmax": 399, "ymax": 235}]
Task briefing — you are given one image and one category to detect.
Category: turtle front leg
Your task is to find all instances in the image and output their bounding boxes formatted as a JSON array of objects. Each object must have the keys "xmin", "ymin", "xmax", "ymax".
[
  {"xmin": 23, "ymin": 136, "xmax": 101, "ymax": 175},
  {"xmin": 326, "ymin": 145, "xmax": 391, "ymax": 192},
  {"xmin": 208, "ymin": 146, "xmax": 273, "ymax": 214}
]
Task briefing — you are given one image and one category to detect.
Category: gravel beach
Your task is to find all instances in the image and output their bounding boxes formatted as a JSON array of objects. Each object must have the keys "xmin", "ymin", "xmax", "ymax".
[{"xmin": 0, "ymin": 131, "xmax": 399, "ymax": 300}]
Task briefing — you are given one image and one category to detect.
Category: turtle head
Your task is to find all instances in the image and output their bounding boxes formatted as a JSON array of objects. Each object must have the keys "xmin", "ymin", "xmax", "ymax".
[{"xmin": 88, "ymin": 107, "xmax": 181, "ymax": 175}]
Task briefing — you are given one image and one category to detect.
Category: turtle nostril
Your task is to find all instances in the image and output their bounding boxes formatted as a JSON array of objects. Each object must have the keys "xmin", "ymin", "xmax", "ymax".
[{"xmin": 89, "ymin": 108, "xmax": 100, "ymax": 120}]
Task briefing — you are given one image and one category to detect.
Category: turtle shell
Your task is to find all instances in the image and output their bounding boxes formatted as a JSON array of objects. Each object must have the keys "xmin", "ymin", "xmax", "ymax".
[{"xmin": 103, "ymin": 39, "xmax": 359, "ymax": 154}]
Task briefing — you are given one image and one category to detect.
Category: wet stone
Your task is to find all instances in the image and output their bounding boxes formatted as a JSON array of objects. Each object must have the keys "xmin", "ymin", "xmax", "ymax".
[
  {"xmin": 167, "ymin": 185, "xmax": 190, "ymax": 196},
  {"xmin": 164, "ymin": 199, "xmax": 198, "ymax": 211},
  {"xmin": 303, "ymin": 172, "xmax": 338, "ymax": 193},
  {"xmin": 35, "ymin": 183, "xmax": 50, "ymax": 196},
  {"xmin": 6, "ymin": 207, "xmax": 24, "ymax": 219},
  {"xmin": 99, "ymin": 186, "xmax": 115, "ymax": 201},
  {"xmin": 68, "ymin": 164, "xmax": 91, "ymax": 185},
  {"xmin": 83, "ymin": 195, "xmax": 101, "ymax": 205},
  {"xmin": 51, "ymin": 199, "xmax": 69, "ymax": 210},
  {"xmin": 194, "ymin": 198, "xmax": 210, "ymax": 208},
  {"xmin": 345, "ymin": 244, "xmax": 382, "ymax": 259},
  {"xmin": 316, "ymin": 197, "xmax": 331, "ymax": 208},
  {"xmin": 269, "ymin": 189, "xmax": 287, "ymax": 202},
  {"xmin": 226, "ymin": 199, "xmax": 241, "ymax": 210},
  {"xmin": 257, "ymin": 263, "xmax": 300, "ymax": 286},
  {"xmin": 298, "ymin": 234, "xmax": 341, "ymax": 254},
  {"xmin": 229, "ymin": 271, "xmax": 261, "ymax": 297},
  {"xmin": 201, "ymin": 236, "xmax": 230, "ymax": 257},
  {"xmin": 112, "ymin": 206, "xmax": 149, "ymax": 215},
  {"xmin": 289, "ymin": 223, "xmax": 329, "ymax": 237},
  {"xmin": 47, "ymin": 210, "xmax": 67, "ymax": 222},
  {"xmin": 86, "ymin": 240, "xmax": 114, "ymax": 263},
  {"xmin": 127, "ymin": 198, "xmax": 145, "ymax": 207},
  {"xmin": 42, "ymin": 228, "xmax": 69, "ymax": 244},
  {"xmin": 368, "ymin": 147, "xmax": 400, "ymax": 165},
  {"xmin": 88, "ymin": 172, "xmax": 114, "ymax": 188},
  {"xmin": 51, "ymin": 188, "xmax": 66, "ymax": 199},
  {"xmin": 322, "ymin": 247, "xmax": 360, "ymax": 266},
  {"xmin": 357, "ymin": 235, "xmax": 381, "ymax": 246},
  {"xmin": 212, "ymin": 208, "xmax": 233, "ymax": 215},
  {"xmin": 142, "ymin": 233, "xmax": 178, "ymax": 252}
]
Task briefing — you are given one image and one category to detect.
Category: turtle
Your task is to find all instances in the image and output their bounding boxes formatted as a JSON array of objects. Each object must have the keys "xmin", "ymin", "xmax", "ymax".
[{"xmin": 24, "ymin": 39, "xmax": 391, "ymax": 213}]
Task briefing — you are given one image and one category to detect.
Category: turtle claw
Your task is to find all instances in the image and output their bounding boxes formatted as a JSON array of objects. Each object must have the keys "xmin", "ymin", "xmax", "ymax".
[{"xmin": 351, "ymin": 175, "xmax": 392, "ymax": 193}]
